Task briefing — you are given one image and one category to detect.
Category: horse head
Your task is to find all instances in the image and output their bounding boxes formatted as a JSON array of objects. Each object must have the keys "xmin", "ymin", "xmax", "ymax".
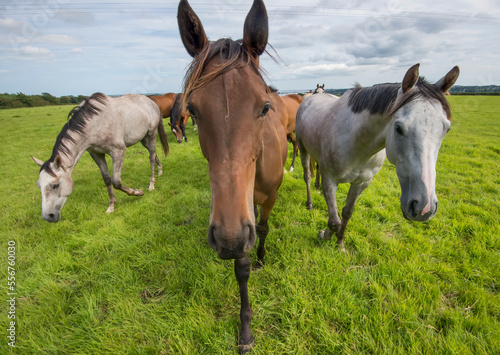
[
  {"xmin": 32, "ymin": 155, "xmax": 74, "ymax": 223},
  {"xmin": 385, "ymin": 64, "xmax": 459, "ymax": 222},
  {"xmin": 314, "ymin": 84, "xmax": 325, "ymax": 94},
  {"xmin": 178, "ymin": 0, "xmax": 270, "ymax": 260}
]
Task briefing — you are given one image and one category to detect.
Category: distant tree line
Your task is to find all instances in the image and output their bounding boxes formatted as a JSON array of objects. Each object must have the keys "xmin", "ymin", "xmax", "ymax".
[
  {"xmin": 0, "ymin": 92, "xmax": 88, "ymax": 109},
  {"xmin": 324, "ymin": 85, "xmax": 500, "ymax": 97},
  {"xmin": 3, "ymin": 85, "xmax": 500, "ymax": 110}
]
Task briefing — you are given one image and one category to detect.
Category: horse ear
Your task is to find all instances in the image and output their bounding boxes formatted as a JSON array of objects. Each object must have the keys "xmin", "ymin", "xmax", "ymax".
[
  {"xmin": 177, "ymin": 0, "xmax": 209, "ymax": 58},
  {"xmin": 435, "ymin": 66, "xmax": 460, "ymax": 93},
  {"xmin": 31, "ymin": 156, "xmax": 44, "ymax": 167},
  {"xmin": 242, "ymin": 0, "xmax": 269, "ymax": 58},
  {"xmin": 53, "ymin": 155, "xmax": 62, "ymax": 170},
  {"xmin": 402, "ymin": 63, "xmax": 420, "ymax": 93}
]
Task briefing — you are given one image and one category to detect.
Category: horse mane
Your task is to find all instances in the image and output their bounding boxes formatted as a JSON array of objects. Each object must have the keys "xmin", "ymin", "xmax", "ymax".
[
  {"xmin": 170, "ymin": 94, "xmax": 183, "ymax": 125},
  {"xmin": 348, "ymin": 78, "xmax": 452, "ymax": 120},
  {"xmin": 268, "ymin": 85, "xmax": 278, "ymax": 93},
  {"xmin": 182, "ymin": 38, "xmax": 268, "ymax": 110},
  {"xmin": 40, "ymin": 92, "xmax": 108, "ymax": 176}
]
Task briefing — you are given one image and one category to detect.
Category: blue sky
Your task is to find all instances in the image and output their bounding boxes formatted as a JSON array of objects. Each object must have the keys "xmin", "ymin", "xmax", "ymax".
[{"xmin": 1, "ymin": 0, "xmax": 499, "ymax": 96}]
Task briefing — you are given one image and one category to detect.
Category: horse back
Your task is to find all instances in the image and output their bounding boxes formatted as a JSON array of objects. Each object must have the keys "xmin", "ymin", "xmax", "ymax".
[
  {"xmin": 148, "ymin": 93, "xmax": 176, "ymax": 118},
  {"xmin": 105, "ymin": 94, "xmax": 162, "ymax": 147}
]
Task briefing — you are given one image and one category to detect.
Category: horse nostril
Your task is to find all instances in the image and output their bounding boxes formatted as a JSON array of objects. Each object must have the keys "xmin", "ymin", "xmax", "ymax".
[
  {"xmin": 49, "ymin": 213, "xmax": 55, "ymax": 220},
  {"xmin": 409, "ymin": 200, "xmax": 419, "ymax": 218},
  {"xmin": 207, "ymin": 224, "xmax": 218, "ymax": 252}
]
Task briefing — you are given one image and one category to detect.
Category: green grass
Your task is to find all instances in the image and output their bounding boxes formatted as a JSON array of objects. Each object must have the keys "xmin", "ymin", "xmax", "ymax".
[{"xmin": 0, "ymin": 96, "xmax": 498, "ymax": 354}]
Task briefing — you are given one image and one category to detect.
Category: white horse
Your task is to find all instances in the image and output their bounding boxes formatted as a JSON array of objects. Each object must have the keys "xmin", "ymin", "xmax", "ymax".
[
  {"xmin": 32, "ymin": 93, "xmax": 169, "ymax": 222},
  {"xmin": 296, "ymin": 64, "xmax": 460, "ymax": 249}
]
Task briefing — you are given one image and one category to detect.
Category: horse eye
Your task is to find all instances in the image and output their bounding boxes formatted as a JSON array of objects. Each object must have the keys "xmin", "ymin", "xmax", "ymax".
[
  {"xmin": 395, "ymin": 124, "xmax": 404, "ymax": 136},
  {"xmin": 52, "ymin": 183, "xmax": 59, "ymax": 190},
  {"xmin": 261, "ymin": 102, "xmax": 271, "ymax": 117}
]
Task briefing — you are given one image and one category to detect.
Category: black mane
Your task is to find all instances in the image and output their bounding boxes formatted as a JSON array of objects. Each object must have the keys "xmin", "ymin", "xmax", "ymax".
[
  {"xmin": 40, "ymin": 92, "xmax": 107, "ymax": 176},
  {"xmin": 170, "ymin": 94, "xmax": 183, "ymax": 126},
  {"xmin": 347, "ymin": 77, "xmax": 452, "ymax": 119}
]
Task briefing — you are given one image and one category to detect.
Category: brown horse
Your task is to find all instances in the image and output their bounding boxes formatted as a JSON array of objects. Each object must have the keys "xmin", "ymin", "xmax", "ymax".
[
  {"xmin": 178, "ymin": 0, "xmax": 287, "ymax": 351},
  {"xmin": 276, "ymin": 93, "xmax": 304, "ymax": 171},
  {"xmin": 148, "ymin": 92, "xmax": 176, "ymax": 118},
  {"xmin": 169, "ymin": 93, "xmax": 192, "ymax": 143}
]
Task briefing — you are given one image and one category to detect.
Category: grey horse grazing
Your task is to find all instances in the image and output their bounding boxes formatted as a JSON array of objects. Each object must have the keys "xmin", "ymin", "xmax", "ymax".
[
  {"xmin": 32, "ymin": 93, "xmax": 169, "ymax": 222},
  {"xmin": 296, "ymin": 64, "xmax": 460, "ymax": 249}
]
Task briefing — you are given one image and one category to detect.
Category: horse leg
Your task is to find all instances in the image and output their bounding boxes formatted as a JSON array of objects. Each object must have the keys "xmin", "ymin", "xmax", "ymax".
[
  {"xmin": 255, "ymin": 194, "xmax": 277, "ymax": 267},
  {"xmin": 111, "ymin": 149, "xmax": 144, "ymax": 196},
  {"xmin": 299, "ymin": 143, "xmax": 313, "ymax": 209},
  {"xmin": 319, "ymin": 177, "xmax": 342, "ymax": 246},
  {"xmin": 141, "ymin": 134, "xmax": 159, "ymax": 191},
  {"xmin": 336, "ymin": 181, "xmax": 371, "ymax": 249},
  {"xmin": 89, "ymin": 152, "xmax": 117, "ymax": 213},
  {"xmin": 288, "ymin": 132, "xmax": 298, "ymax": 172},
  {"xmin": 181, "ymin": 123, "xmax": 187, "ymax": 142},
  {"xmin": 314, "ymin": 162, "xmax": 321, "ymax": 190},
  {"xmin": 235, "ymin": 255, "xmax": 254, "ymax": 353}
]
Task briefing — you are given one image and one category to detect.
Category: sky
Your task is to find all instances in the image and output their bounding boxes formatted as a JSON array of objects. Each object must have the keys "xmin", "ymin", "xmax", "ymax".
[{"xmin": 0, "ymin": 0, "xmax": 499, "ymax": 96}]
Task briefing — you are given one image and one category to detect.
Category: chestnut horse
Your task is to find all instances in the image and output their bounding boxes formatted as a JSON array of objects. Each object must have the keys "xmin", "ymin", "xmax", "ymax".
[
  {"xmin": 276, "ymin": 93, "xmax": 304, "ymax": 171},
  {"xmin": 148, "ymin": 92, "xmax": 176, "ymax": 118},
  {"xmin": 169, "ymin": 93, "xmax": 191, "ymax": 143},
  {"xmin": 178, "ymin": 0, "xmax": 287, "ymax": 351}
]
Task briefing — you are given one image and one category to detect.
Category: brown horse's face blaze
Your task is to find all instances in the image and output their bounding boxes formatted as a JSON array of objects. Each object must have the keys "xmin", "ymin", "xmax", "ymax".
[
  {"xmin": 169, "ymin": 123, "xmax": 183, "ymax": 143},
  {"xmin": 188, "ymin": 61, "xmax": 271, "ymax": 259}
]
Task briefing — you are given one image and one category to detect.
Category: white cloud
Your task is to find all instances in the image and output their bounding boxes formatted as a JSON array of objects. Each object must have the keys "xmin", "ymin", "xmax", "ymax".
[
  {"xmin": 19, "ymin": 46, "xmax": 52, "ymax": 56},
  {"xmin": 37, "ymin": 34, "xmax": 79, "ymax": 45},
  {"xmin": 71, "ymin": 48, "xmax": 83, "ymax": 54}
]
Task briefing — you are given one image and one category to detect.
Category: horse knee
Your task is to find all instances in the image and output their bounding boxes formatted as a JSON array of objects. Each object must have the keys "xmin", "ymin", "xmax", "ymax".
[
  {"xmin": 112, "ymin": 179, "xmax": 122, "ymax": 189},
  {"xmin": 328, "ymin": 219, "xmax": 341, "ymax": 234}
]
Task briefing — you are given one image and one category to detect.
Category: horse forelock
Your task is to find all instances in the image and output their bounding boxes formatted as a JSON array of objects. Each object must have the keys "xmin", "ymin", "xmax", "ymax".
[
  {"xmin": 182, "ymin": 38, "xmax": 267, "ymax": 110},
  {"xmin": 348, "ymin": 78, "xmax": 451, "ymax": 120},
  {"xmin": 390, "ymin": 78, "xmax": 452, "ymax": 120}
]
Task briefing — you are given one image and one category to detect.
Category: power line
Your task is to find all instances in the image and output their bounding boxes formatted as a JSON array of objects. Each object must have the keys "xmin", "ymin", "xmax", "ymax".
[{"xmin": 2, "ymin": 3, "xmax": 499, "ymax": 25}]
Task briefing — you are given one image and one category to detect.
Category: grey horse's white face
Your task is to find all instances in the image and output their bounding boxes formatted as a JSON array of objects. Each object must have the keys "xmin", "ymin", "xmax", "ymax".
[
  {"xmin": 386, "ymin": 98, "xmax": 450, "ymax": 222},
  {"xmin": 385, "ymin": 64, "xmax": 458, "ymax": 222},
  {"xmin": 32, "ymin": 156, "xmax": 74, "ymax": 223}
]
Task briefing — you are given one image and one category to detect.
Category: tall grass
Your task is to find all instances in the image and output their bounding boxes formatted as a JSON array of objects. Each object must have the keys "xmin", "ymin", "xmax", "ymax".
[{"xmin": 0, "ymin": 96, "xmax": 498, "ymax": 354}]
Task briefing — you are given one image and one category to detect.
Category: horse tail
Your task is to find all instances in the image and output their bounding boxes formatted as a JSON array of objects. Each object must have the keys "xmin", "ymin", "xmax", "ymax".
[{"xmin": 157, "ymin": 118, "xmax": 170, "ymax": 157}]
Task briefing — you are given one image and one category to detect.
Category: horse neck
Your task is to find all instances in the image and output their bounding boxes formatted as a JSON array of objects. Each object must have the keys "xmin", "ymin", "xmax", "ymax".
[
  {"xmin": 54, "ymin": 131, "xmax": 90, "ymax": 175},
  {"xmin": 351, "ymin": 110, "xmax": 393, "ymax": 156}
]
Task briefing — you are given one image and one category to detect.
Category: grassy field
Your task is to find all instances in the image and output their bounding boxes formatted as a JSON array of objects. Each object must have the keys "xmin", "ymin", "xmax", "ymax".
[{"xmin": 0, "ymin": 96, "xmax": 498, "ymax": 354}]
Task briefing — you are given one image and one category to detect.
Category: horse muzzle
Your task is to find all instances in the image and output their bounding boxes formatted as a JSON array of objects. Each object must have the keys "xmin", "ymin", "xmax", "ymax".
[
  {"xmin": 208, "ymin": 221, "xmax": 256, "ymax": 260},
  {"xmin": 402, "ymin": 198, "xmax": 438, "ymax": 222},
  {"xmin": 42, "ymin": 211, "xmax": 61, "ymax": 223}
]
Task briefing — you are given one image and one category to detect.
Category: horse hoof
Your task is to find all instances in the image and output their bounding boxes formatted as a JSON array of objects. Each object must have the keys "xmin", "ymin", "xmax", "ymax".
[
  {"xmin": 336, "ymin": 243, "xmax": 346, "ymax": 252},
  {"xmin": 135, "ymin": 189, "xmax": 144, "ymax": 196},
  {"xmin": 106, "ymin": 206, "xmax": 114, "ymax": 213},
  {"xmin": 148, "ymin": 184, "xmax": 155, "ymax": 192},
  {"xmin": 238, "ymin": 341, "xmax": 254, "ymax": 354},
  {"xmin": 307, "ymin": 203, "xmax": 313, "ymax": 210},
  {"xmin": 289, "ymin": 166, "xmax": 294, "ymax": 172},
  {"xmin": 318, "ymin": 230, "xmax": 332, "ymax": 240}
]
